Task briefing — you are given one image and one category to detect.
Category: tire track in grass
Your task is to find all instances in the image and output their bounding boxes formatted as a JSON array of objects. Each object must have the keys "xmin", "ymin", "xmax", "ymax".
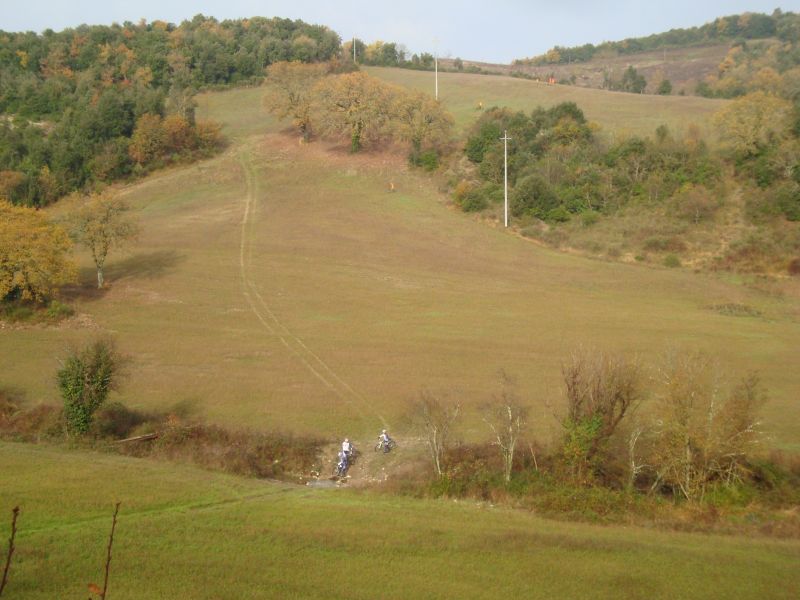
[{"xmin": 238, "ymin": 149, "xmax": 387, "ymax": 429}]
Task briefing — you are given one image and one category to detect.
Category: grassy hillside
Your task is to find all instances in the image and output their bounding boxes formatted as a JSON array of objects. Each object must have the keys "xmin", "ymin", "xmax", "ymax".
[
  {"xmin": 3, "ymin": 441, "xmax": 799, "ymax": 600},
  {"xmin": 1, "ymin": 81, "xmax": 798, "ymax": 450},
  {"xmin": 366, "ymin": 67, "xmax": 728, "ymax": 138}
]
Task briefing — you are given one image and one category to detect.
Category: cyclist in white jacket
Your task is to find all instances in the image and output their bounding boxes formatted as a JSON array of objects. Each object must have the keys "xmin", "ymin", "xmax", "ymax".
[
  {"xmin": 342, "ymin": 438, "xmax": 353, "ymax": 458},
  {"xmin": 378, "ymin": 429, "xmax": 393, "ymax": 452}
]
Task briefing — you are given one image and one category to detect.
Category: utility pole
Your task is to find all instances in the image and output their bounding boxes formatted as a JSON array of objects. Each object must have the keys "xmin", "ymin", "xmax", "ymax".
[
  {"xmin": 433, "ymin": 37, "xmax": 439, "ymax": 100},
  {"xmin": 435, "ymin": 52, "xmax": 439, "ymax": 100},
  {"xmin": 501, "ymin": 130, "xmax": 511, "ymax": 227},
  {"xmin": 353, "ymin": 37, "xmax": 357, "ymax": 63}
]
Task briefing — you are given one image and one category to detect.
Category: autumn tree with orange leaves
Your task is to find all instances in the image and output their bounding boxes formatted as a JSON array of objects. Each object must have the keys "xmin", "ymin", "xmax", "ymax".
[
  {"xmin": 264, "ymin": 61, "xmax": 328, "ymax": 141},
  {"xmin": 0, "ymin": 201, "xmax": 76, "ymax": 302}
]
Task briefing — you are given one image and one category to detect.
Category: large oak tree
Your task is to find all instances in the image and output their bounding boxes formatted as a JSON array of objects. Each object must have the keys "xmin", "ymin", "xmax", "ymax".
[
  {"xmin": 312, "ymin": 72, "xmax": 396, "ymax": 152},
  {"xmin": 264, "ymin": 61, "xmax": 328, "ymax": 141}
]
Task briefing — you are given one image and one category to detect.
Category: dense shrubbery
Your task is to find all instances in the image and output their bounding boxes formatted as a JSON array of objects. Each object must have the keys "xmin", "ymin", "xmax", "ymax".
[
  {"xmin": 455, "ymin": 91, "xmax": 800, "ymax": 274},
  {"xmin": 388, "ymin": 350, "xmax": 800, "ymax": 534},
  {"xmin": 457, "ymin": 104, "xmax": 719, "ymax": 224},
  {"xmin": 0, "ymin": 15, "xmax": 340, "ymax": 206},
  {"xmin": 0, "ymin": 394, "xmax": 324, "ymax": 482}
]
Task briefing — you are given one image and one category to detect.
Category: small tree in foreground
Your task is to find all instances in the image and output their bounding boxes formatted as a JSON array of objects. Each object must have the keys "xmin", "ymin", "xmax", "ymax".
[
  {"xmin": 561, "ymin": 349, "xmax": 644, "ymax": 483},
  {"xmin": 0, "ymin": 507, "xmax": 19, "ymax": 598},
  {"xmin": 415, "ymin": 390, "xmax": 460, "ymax": 477},
  {"xmin": 481, "ymin": 371, "xmax": 528, "ymax": 483},
  {"xmin": 70, "ymin": 193, "xmax": 139, "ymax": 288},
  {"xmin": 651, "ymin": 352, "xmax": 765, "ymax": 502},
  {"xmin": 57, "ymin": 339, "xmax": 119, "ymax": 436},
  {"xmin": 88, "ymin": 502, "xmax": 120, "ymax": 600}
]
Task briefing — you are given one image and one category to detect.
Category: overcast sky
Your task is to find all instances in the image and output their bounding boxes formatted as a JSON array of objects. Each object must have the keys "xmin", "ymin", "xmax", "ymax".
[{"xmin": 2, "ymin": 1, "xmax": 799, "ymax": 63}]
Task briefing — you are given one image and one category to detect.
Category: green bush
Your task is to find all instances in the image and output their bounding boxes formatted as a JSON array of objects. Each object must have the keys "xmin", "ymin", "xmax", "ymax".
[
  {"xmin": 663, "ymin": 254, "xmax": 682, "ymax": 268},
  {"xmin": 0, "ymin": 304, "xmax": 34, "ymax": 323},
  {"xmin": 416, "ymin": 150, "xmax": 440, "ymax": 172},
  {"xmin": 46, "ymin": 300, "xmax": 74, "ymax": 321},
  {"xmin": 545, "ymin": 206, "xmax": 572, "ymax": 223},
  {"xmin": 458, "ymin": 182, "xmax": 502, "ymax": 212},
  {"xmin": 580, "ymin": 210, "xmax": 600, "ymax": 227},
  {"xmin": 57, "ymin": 339, "xmax": 119, "ymax": 436},
  {"xmin": 561, "ymin": 415, "xmax": 603, "ymax": 482},
  {"xmin": 511, "ymin": 175, "xmax": 558, "ymax": 218}
]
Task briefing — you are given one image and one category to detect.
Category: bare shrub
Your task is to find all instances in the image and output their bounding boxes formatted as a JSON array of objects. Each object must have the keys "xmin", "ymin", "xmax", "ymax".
[
  {"xmin": 672, "ymin": 185, "xmax": 719, "ymax": 224},
  {"xmin": 0, "ymin": 396, "xmax": 62, "ymax": 442},
  {"xmin": 414, "ymin": 389, "xmax": 460, "ymax": 478},
  {"xmin": 480, "ymin": 371, "xmax": 528, "ymax": 483},
  {"xmin": 560, "ymin": 349, "xmax": 644, "ymax": 483},
  {"xmin": 132, "ymin": 424, "xmax": 324, "ymax": 480},
  {"xmin": 0, "ymin": 391, "xmax": 18, "ymax": 427},
  {"xmin": 650, "ymin": 351, "xmax": 766, "ymax": 502},
  {"xmin": 643, "ymin": 235, "xmax": 687, "ymax": 253}
]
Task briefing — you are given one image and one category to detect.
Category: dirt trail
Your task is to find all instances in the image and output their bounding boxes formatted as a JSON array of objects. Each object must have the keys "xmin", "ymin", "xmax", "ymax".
[
  {"xmin": 314, "ymin": 434, "xmax": 428, "ymax": 488},
  {"xmin": 237, "ymin": 147, "xmax": 388, "ymax": 430}
]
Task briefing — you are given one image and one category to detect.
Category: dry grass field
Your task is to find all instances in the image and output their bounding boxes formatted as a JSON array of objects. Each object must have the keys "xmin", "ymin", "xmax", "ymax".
[
  {"xmin": 366, "ymin": 66, "xmax": 728, "ymax": 139},
  {"xmin": 1, "ymin": 74, "xmax": 797, "ymax": 451}
]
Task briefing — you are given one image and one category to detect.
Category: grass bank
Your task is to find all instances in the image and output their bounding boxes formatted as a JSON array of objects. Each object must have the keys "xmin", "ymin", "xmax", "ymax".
[{"xmin": 2, "ymin": 442, "xmax": 799, "ymax": 599}]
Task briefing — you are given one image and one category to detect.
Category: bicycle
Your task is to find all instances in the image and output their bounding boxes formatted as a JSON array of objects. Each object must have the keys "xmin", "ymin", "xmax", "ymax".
[
  {"xmin": 333, "ymin": 459, "xmax": 349, "ymax": 478},
  {"xmin": 374, "ymin": 439, "xmax": 397, "ymax": 453}
]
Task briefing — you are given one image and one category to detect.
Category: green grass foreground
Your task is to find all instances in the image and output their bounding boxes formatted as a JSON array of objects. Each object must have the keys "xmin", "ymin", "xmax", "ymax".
[{"xmin": 2, "ymin": 441, "xmax": 799, "ymax": 600}]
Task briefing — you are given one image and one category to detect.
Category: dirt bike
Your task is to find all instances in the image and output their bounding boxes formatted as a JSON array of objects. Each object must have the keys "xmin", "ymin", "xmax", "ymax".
[{"xmin": 374, "ymin": 438, "xmax": 397, "ymax": 453}]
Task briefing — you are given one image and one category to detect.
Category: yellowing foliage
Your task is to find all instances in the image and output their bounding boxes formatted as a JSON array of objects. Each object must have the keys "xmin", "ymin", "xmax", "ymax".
[
  {"xmin": 162, "ymin": 114, "xmax": 195, "ymax": 152},
  {"xmin": 129, "ymin": 113, "xmax": 167, "ymax": 164},
  {"xmin": 713, "ymin": 91, "xmax": 792, "ymax": 156},
  {"xmin": 15, "ymin": 49, "xmax": 28, "ymax": 68},
  {"xmin": 393, "ymin": 90, "xmax": 454, "ymax": 156},
  {"xmin": 312, "ymin": 72, "xmax": 396, "ymax": 152},
  {"xmin": 0, "ymin": 201, "xmax": 76, "ymax": 302},
  {"xmin": 263, "ymin": 61, "xmax": 328, "ymax": 140}
]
